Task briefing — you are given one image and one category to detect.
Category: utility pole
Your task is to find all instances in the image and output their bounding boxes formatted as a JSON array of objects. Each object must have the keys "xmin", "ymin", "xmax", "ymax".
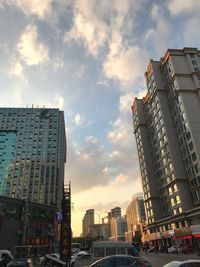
[{"xmin": 60, "ymin": 182, "xmax": 71, "ymax": 267}]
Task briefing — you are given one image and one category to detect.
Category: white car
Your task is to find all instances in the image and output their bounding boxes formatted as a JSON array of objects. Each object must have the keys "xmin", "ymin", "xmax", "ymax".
[
  {"xmin": 163, "ymin": 260, "xmax": 200, "ymax": 267},
  {"xmin": 168, "ymin": 245, "xmax": 182, "ymax": 253}
]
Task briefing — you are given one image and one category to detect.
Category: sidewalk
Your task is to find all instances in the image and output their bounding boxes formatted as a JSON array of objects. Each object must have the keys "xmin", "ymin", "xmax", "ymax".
[{"xmin": 141, "ymin": 251, "xmax": 200, "ymax": 260}]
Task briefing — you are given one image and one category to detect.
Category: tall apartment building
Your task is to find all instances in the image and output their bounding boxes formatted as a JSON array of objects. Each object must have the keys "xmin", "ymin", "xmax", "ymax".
[
  {"xmin": 125, "ymin": 195, "xmax": 146, "ymax": 242},
  {"xmin": 132, "ymin": 48, "xmax": 200, "ymax": 238},
  {"xmin": 82, "ymin": 209, "xmax": 95, "ymax": 237},
  {"xmin": 0, "ymin": 107, "xmax": 66, "ymax": 207},
  {"xmin": 110, "ymin": 207, "xmax": 121, "ymax": 218}
]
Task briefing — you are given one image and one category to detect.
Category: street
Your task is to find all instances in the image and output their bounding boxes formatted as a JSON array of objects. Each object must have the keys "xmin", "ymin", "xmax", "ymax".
[
  {"xmin": 139, "ymin": 252, "xmax": 200, "ymax": 267},
  {"xmin": 74, "ymin": 253, "xmax": 200, "ymax": 267}
]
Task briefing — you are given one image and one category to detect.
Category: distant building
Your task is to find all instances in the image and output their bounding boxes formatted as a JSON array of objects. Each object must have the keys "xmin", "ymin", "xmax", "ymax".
[
  {"xmin": 0, "ymin": 107, "xmax": 66, "ymax": 207},
  {"xmin": 110, "ymin": 217, "xmax": 127, "ymax": 241},
  {"xmin": 125, "ymin": 195, "xmax": 146, "ymax": 242},
  {"xmin": 132, "ymin": 47, "xmax": 200, "ymax": 246},
  {"xmin": 110, "ymin": 207, "xmax": 121, "ymax": 218},
  {"xmin": 82, "ymin": 209, "xmax": 95, "ymax": 237}
]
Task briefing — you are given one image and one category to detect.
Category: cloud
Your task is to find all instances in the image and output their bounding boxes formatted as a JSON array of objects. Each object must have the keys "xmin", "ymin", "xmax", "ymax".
[
  {"xmin": 144, "ymin": 4, "xmax": 175, "ymax": 55},
  {"xmin": 108, "ymin": 118, "xmax": 131, "ymax": 148},
  {"xmin": 40, "ymin": 93, "xmax": 64, "ymax": 110},
  {"xmin": 0, "ymin": 0, "xmax": 52, "ymax": 19},
  {"xmin": 9, "ymin": 60, "xmax": 27, "ymax": 84},
  {"xmin": 72, "ymin": 177, "xmax": 142, "ymax": 235},
  {"xmin": 168, "ymin": 0, "xmax": 200, "ymax": 16},
  {"xmin": 74, "ymin": 113, "xmax": 85, "ymax": 126},
  {"xmin": 66, "ymin": 136, "xmax": 109, "ymax": 192},
  {"xmin": 112, "ymin": 173, "xmax": 128, "ymax": 185},
  {"xmin": 119, "ymin": 92, "xmax": 135, "ymax": 113},
  {"xmin": 103, "ymin": 32, "xmax": 148, "ymax": 89},
  {"xmin": 17, "ymin": 25, "xmax": 49, "ymax": 65},
  {"xmin": 64, "ymin": 12, "xmax": 108, "ymax": 57},
  {"xmin": 64, "ymin": 0, "xmax": 145, "ymax": 59}
]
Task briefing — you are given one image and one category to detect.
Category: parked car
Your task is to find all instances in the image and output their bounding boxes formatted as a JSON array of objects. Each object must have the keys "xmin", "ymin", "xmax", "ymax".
[
  {"xmin": 89, "ymin": 255, "xmax": 149, "ymax": 267},
  {"xmin": 163, "ymin": 260, "xmax": 200, "ymax": 267},
  {"xmin": 168, "ymin": 245, "xmax": 182, "ymax": 254},
  {"xmin": 44, "ymin": 254, "xmax": 66, "ymax": 267},
  {"xmin": 71, "ymin": 251, "xmax": 92, "ymax": 266}
]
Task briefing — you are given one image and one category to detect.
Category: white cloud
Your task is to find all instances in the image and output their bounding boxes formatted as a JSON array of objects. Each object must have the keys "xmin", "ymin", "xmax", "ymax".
[
  {"xmin": 119, "ymin": 92, "xmax": 135, "ymax": 113},
  {"xmin": 74, "ymin": 113, "xmax": 85, "ymax": 126},
  {"xmin": 107, "ymin": 118, "xmax": 130, "ymax": 147},
  {"xmin": 168, "ymin": 0, "xmax": 200, "ymax": 16},
  {"xmin": 144, "ymin": 5, "xmax": 173, "ymax": 55},
  {"xmin": 103, "ymin": 32, "xmax": 148, "ymax": 89},
  {"xmin": 112, "ymin": 173, "xmax": 128, "ymax": 185},
  {"xmin": 0, "ymin": 0, "xmax": 52, "ymax": 19},
  {"xmin": 64, "ymin": 12, "xmax": 108, "ymax": 57},
  {"xmin": 17, "ymin": 25, "xmax": 49, "ymax": 65},
  {"xmin": 41, "ymin": 93, "xmax": 64, "ymax": 110},
  {"xmin": 52, "ymin": 57, "xmax": 64, "ymax": 71},
  {"xmin": 9, "ymin": 60, "xmax": 27, "ymax": 84}
]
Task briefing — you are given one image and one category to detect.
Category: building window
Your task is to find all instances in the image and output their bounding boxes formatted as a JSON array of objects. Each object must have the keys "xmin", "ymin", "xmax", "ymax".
[
  {"xmin": 168, "ymin": 187, "xmax": 173, "ymax": 195},
  {"xmin": 192, "ymin": 60, "xmax": 197, "ymax": 65},
  {"xmin": 176, "ymin": 195, "xmax": 181, "ymax": 204},
  {"xmin": 170, "ymin": 198, "xmax": 175, "ymax": 206},
  {"xmin": 192, "ymin": 152, "xmax": 197, "ymax": 162},
  {"xmin": 194, "ymin": 68, "xmax": 199, "ymax": 72},
  {"xmin": 174, "ymin": 184, "xmax": 178, "ymax": 192},
  {"xmin": 178, "ymin": 207, "xmax": 183, "ymax": 213},
  {"xmin": 173, "ymin": 209, "xmax": 177, "ymax": 215}
]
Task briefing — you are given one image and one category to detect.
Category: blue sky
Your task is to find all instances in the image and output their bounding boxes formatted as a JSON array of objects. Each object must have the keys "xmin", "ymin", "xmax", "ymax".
[{"xmin": 0, "ymin": 0, "xmax": 200, "ymax": 236}]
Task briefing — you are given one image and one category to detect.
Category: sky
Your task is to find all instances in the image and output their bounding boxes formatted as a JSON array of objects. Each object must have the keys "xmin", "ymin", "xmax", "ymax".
[{"xmin": 0, "ymin": 0, "xmax": 200, "ymax": 236}]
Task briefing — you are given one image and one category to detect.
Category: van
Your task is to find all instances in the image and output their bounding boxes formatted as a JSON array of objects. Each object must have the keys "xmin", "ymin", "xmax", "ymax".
[
  {"xmin": 91, "ymin": 242, "xmax": 151, "ymax": 267},
  {"xmin": 92, "ymin": 241, "xmax": 139, "ymax": 258}
]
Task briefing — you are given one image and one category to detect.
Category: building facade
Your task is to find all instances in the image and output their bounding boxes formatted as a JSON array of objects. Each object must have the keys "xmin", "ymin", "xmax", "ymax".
[
  {"xmin": 0, "ymin": 195, "xmax": 57, "ymax": 249},
  {"xmin": 132, "ymin": 48, "xmax": 200, "ymax": 246},
  {"xmin": 0, "ymin": 107, "xmax": 66, "ymax": 207},
  {"xmin": 125, "ymin": 195, "xmax": 146, "ymax": 242},
  {"xmin": 110, "ymin": 216, "xmax": 127, "ymax": 241},
  {"xmin": 82, "ymin": 209, "xmax": 95, "ymax": 237}
]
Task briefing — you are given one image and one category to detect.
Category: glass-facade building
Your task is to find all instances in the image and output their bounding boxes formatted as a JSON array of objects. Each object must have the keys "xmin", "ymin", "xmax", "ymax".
[{"xmin": 0, "ymin": 108, "xmax": 66, "ymax": 207}]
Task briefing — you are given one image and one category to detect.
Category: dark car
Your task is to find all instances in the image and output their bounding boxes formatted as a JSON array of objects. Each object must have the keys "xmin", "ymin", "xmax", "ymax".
[
  {"xmin": 7, "ymin": 258, "xmax": 33, "ymax": 267},
  {"xmin": 89, "ymin": 255, "xmax": 148, "ymax": 267}
]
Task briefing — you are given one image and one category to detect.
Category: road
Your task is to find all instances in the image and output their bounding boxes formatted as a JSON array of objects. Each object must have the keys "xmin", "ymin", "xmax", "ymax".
[
  {"xmin": 139, "ymin": 252, "xmax": 200, "ymax": 267},
  {"xmin": 74, "ymin": 253, "xmax": 200, "ymax": 267}
]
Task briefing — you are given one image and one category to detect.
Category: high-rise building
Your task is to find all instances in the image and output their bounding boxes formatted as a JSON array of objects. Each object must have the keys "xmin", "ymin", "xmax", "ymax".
[
  {"xmin": 132, "ymin": 48, "xmax": 200, "ymax": 243},
  {"xmin": 110, "ymin": 216, "xmax": 127, "ymax": 241},
  {"xmin": 110, "ymin": 207, "xmax": 121, "ymax": 218},
  {"xmin": 82, "ymin": 209, "xmax": 95, "ymax": 237},
  {"xmin": 125, "ymin": 195, "xmax": 146, "ymax": 242},
  {"xmin": 0, "ymin": 107, "xmax": 66, "ymax": 207}
]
